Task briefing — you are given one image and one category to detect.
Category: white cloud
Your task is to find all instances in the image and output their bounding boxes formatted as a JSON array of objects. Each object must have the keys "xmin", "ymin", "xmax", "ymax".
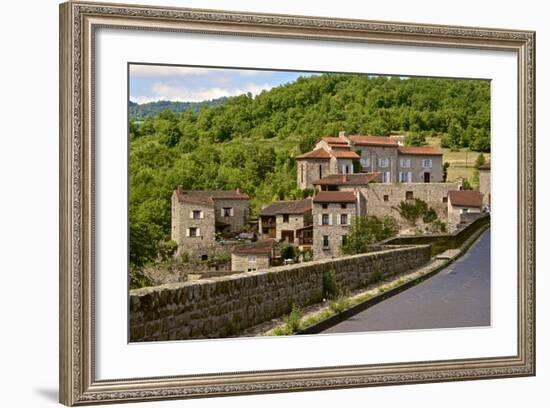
[
  {"xmin": 129, "ymin": 64, "xmax": 271, "ymax": 77},
  {"xmin": 131, "ymin": 82, "xmax": 274, "ymax": 103}
]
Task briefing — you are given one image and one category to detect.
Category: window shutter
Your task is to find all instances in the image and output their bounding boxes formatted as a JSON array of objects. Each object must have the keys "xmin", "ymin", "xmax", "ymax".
[
  {"xmin": 386, "ymin": 172, "xmax": 391, "ymax": 183},
  {"xmin": 336, "ymin": 214, "xmax": 340, "ymax": 225},
  {"xmin": 407, "ymin": 172, "xmax": 412, "ymax": 183},
  {"xmin": 220, "ymin": 208, "xmax": 224, "ymax": 216},
  {"xmin": 230, "ymin": 208, "xmax": 234, "ymax": 216},
  {"xmin": 200, "ymin": 211, "xmax": 204, "ymax": 219},
  {"xmin": 399, "ymin": 172, "xmax": 402, "ymax": 182},
  {"xmin": 197, "ymin": 228, "xmax": 201, "ymax": 237},
  {"xmin": 189, "ymin": 211, "xmax": 193, "ymax": 219},
  {"xmin": 329, "ymin": 214, "xmax": 333, "ymax": 225},
  {"xmin": 186, "ymin": 228, "xmax": 190, "ymax": 237},
  {"xmin": 429, "ymin": 159, "xmax": 433, "ymax": 168},
  {"xmin": 318, "ymin": 214, "xmax": 322, "ymax": 226}
]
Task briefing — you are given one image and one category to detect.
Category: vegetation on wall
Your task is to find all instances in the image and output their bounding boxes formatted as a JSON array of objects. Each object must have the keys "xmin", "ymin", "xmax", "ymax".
[{"xmin": 341, "ymin": 216, "xmax": 398, "ymax": 255}]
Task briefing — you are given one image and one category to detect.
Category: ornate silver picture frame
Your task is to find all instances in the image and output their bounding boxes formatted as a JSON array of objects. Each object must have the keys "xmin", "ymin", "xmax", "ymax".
[{"xmin": 59, "ymin": 1, "xmax": 535, "ymax": 405}]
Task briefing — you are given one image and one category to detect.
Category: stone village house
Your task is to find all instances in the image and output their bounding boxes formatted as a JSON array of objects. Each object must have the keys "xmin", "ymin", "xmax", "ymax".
[
  {"xmin": 296, "ymin": 132, "xmax": 444, "ymax": 189},
  {"xmin": 230, "ymin": 239, "xmax": 279, "ymax": 272},
  {"xmin": 171, "ymin": 187, "xmax": 250, "ymax": 260},
  {"xmin": 258, "ymin": 198, "xmax": 313, "ymax": 252},
  {"xmin": 312, "ymin": 190, "xmax": 367, "ymax": 260},
  {"xmin": 447, "ymin": 190, "xmax": 484, "ymax": 230}
]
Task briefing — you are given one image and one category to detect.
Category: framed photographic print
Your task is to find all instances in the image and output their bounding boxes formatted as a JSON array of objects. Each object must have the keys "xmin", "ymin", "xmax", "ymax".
[{"xmin": 59, "ymin": 1, "xmax": 535, "ymax": 405}]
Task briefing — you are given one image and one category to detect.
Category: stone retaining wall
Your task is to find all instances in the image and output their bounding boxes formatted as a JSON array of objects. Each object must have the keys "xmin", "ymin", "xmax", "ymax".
[{"xmin": 130, "ymin": 244, "xmax": 431, "ymax": 342}]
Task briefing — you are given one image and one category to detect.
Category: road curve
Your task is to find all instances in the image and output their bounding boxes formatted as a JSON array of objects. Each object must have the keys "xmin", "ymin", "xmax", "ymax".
[{"xmin": 322, "ymin": 229, "xmax": 491, "ymax": 334}]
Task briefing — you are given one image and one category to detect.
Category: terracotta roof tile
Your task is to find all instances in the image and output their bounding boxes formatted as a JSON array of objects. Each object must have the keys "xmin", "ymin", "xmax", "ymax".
[
  {"xmin": 259, "ymin": 198, "xmax": 312, "ymax": 216},
  {"xmin": 313, "ymin": 191, "xmax": 356, "ymax": 204},
  {"xmin": 331, "ymin": 150, "xmax": 360, "ymax": 159},
  {"xmin": 398, "ymin": 146, "xmax": 444, "ymax": 156},
  {"xmin": 313, "ymin": 173, "xmax": 380, "ymax": 186},
  {"xmin": 479, "ymin": 162, "xmax": 491, "ymax": 170},
  {"xmin": 296, "ymin": 147, "xmax": 332, "ymax": 160},
  {"xmin": 348, "ymin": 135, "xmax": 398, "ymax": 147},
  {"xmin": 232, "ymin": 239, "xmax": 278, "ymax": 256},
  {"xmin": 322, "ymin": 136, "xmax": 348, "ymax": 145},
  {"xmin": 448, "ymin": 190, "xmax": 483, "ymax": 208},
  {"xmin": 175, "ymin": 189, "xmax": 249, "ymax": 205}
]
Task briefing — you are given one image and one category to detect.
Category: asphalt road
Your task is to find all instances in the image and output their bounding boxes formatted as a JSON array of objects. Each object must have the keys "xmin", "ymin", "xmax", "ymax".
[{"xmin": 322, "ymin": 229, "xmax": 491, "ymax": 334}]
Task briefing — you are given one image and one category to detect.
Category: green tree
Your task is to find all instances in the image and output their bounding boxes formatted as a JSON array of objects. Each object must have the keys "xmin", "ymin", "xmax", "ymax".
[
  {"xmin": 341, "ymin": 216, "xmax": 398, "ymax": 255},
  {"xmin": 405, "ymin": 132, "xmax": 426, "ymax": 146}
]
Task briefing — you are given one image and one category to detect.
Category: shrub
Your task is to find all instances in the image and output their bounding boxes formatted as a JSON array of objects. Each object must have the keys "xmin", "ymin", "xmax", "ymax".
[
  {"xmin": 129, "ymin": 269, "xmax": 153, "ymax": 290},
  {"xmin": 329, "ymin": 296, "xmax": 351, "ymax": 314},
  {"xmin": 280, "ymin": 242, "xmax": 296, "ymax": 260},
  {"xmin": 285, "ymin": 304, "xmax": 302, "ymax": 333},
  {"xmin": 322, "ymin": 267, "xmax": 339, "ymax": 300},
  {"xmin": 341, "ymin": 215, "xmax": 398, "ymax": 255},
  {"xmin": 158, "ymin": 239, "xmax": 178, "ymax": 261}
]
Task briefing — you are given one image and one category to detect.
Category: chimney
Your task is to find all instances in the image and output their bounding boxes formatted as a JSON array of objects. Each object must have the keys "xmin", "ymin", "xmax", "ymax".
[
  {"xmin": 177, "ymin": 185, "xmax": 183, "ymax": 193},
  {"xmin": 338, "ymin": 130, "xmax": 347, "ymax": 137},
  {"xmin": 236, "ymin": 188, "xmax": 240, "ymax": 194}
]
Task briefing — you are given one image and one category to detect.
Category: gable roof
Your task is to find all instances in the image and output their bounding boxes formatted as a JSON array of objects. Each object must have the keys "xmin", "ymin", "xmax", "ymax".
[
  {"xmin": 331, "ymin": 150, "xmax": 360, "ymax": 159},
  {"xmin": 313, "ymin": 173, "xmax": 381, "ymax": 186},
  {"xmin": 321, "ymin": 136, "xmax": 348, "ymax": 145},
  {"xmin": 313, "ymin": 191, "xmax": 356, "ymax": 204},
  {"xmin": 259, "ymin": 198, "xmax": 312, "ymax": 216},
  {"xmin": 296, "ymin": 147, "xmax": 332, "ymax": 160},
  {"xmin": 398, "ymin": 146, "xmax": 444, "ymax": 156},
  {"xmin": 348, "ymin": 135, "xmax": 398, "ymax": 147},
  {"xmin": 448, "ymin": 190, "xmax": 483, "ymax": 208},
  {"xmin": 232, "ymin": 239, "xmax": 278, "ymax": 256},
  {"xmin": 175, "ymin": 189, "xmax": 249, "ymax": 206}
]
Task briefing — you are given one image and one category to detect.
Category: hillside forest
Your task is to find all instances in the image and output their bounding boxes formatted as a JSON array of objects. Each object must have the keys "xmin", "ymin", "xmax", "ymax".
[{"xmin": 129, "ymin": 73, "xmax": 490, "ymax": 268}]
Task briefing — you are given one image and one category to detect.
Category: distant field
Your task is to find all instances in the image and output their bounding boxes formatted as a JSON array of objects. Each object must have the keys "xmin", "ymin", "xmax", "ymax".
[{"xmin": 425, "ymin": 136, "xmax": 490, "ymax": 182}]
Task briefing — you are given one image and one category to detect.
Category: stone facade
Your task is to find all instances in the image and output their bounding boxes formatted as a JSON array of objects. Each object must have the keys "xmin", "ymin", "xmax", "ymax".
[
  {"xmin": 447, "ymin": 190, "xmax": 483, "ymax": 231},
  {"xmin": 353, "ymin": 144, "xmax": 399, "ymax": 182},
  {"xmin": 129, "ymin": 244, "xmax": 431, "ymax": 341},
  {"xmin": 171, "ymin": 188, "xmax": 249, "ymax": 259},
  {"xmin": 231, "ymin": 253, "xmax": 271, "ymax": 272},
  {"xmin": 396, "ymin": 152, "xmax": 443, "ymax": 183},
  {"xmin": 479, "ymin": 164, "xmax": 491, "ymax": 208},
  {"xmin": 311, "ymin": 191, "xmax": 367, "ymax": 260},
  {"xmin": 296, "ymin": 158, "xmax": 331, "ymax": 190},
  {"xmin": 356, "ymin": 181, "xmax": 463, "ymax": 221},
  {"xmin": 258, "ymin": 198, "xmax": 313, "ymax": 244}
]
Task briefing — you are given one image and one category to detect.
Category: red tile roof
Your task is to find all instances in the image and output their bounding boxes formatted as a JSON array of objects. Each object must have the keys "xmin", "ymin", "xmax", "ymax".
[
  {"xmin": 448, "ymin": 191, "xmax": 483, "ymax": 208},
  {"xmin": 322, "ymin": 136, "xmax": 348, "ymax": 145},
  {"xmin": 175, "ymin": 189, "xmax": 249, "ymax": 205},
  {"xmin": 313, "ymin": 191, "xmax": 356, "ymax": 204},
  {"xmin": 296, "ymin": 147, "xmax": 332, "ymax": 160},
  {"xmin": 479, "ymin": 162, "xmax": 491, "ymax": 170},
  {"xmin": 348, "ymin": 135, "xmax": 398, "ymax": 147},
  {"xmin": 232, "ymin": 239, "xmax": 278, "ymax": 256},
  {"xmin": 313, "ymin": 173, "xmax": 381, "ymax": 186},
  {"xmin": 331, "ymin": 150, "xmax": 360, "ymax": 159},
  {"xmin": 398, "ymin": 146, "xmax": 444, "ymax": 156},
  {"xmin": 259, "ymin": 198, "xmax": 312, "ymax": 216}
]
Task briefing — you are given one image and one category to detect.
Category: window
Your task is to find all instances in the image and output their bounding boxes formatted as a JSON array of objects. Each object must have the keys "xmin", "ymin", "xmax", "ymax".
[
  {"xmin": 319, "ymin": 164, "xmax": 323, "ymax": 179},
  {"xmin": 422, "ymin": 159, "xmax": 433, "ymax": 168},
  {"xmin": 383, "ymin": 195, "xmax": 389, "ymax": 202},
  {"xmin": 340, "ymin": 214, "xmax": 348, "ymax": 225},
  {"xmin": 400, "ymin": 158, "xmax": 411, "ymax": 168},
  {"xmin": 342, "ymin": 235, "xmax": 348, "ymax": 246},
  {"xmin": 382, "ymin": 171, "xmax": 391, "ymax": 183},
  {"xmin": 300, "ymin": 164, "xmax": 304, "ymax": 183},
  {"xmin": 341, "ymin": 203, "xmax": 347, "ymax": 209},
  {"xmin": 247, "ymin": 268, "xmax": 257, "ymax": 272},
  {"xmin": 222, "ymin": 207, "xmax": 233, "ymax": 217},
  {"xmin": 461, "ymin": 208, "xmax": 469, "ymax": 214},
  {"xmin": 399, "ymin": 172, "xmax": 413, "ymax": 183},
  {"xmin": 248, "ymin": 255, "xmax": 257, "ymax": 262},
  {"xmin": 201, "ymin": 254, "xmax": 208, "ymax": 261},
  {"xmin": 322, "ymin": 204, "xmax": 328, "ymax": 209},
  {"xmin": 192, "ymin": 210, "xmax": 202, "ymax": 219},
  {"xmin": 189, "ymin": 227, "xmax": 198, "ymax": 237},
  {"xmin": 360, "ymin": 157, "xmax": 371, "ymax": 168},
  {"xmin": 322, "ymin": 214, "xmax": 330, "ymax": 225},
  {"xmin": 405, "ymin": 191, "xmax": 414, "ymax": 200},
  {"xmin": 442, "ymin": 197, "xmax": 448, "ymax": 203},
  {"xmin": 322, "ymin": 235, "xmax": 329, "ymax": 248},
  {"xmin": 282, "ymin": 214, "xmax": 289, "ymax": 223},
  {"xmin": 378, "ymin": 158, "xmax": 389, "ymax": 168}
]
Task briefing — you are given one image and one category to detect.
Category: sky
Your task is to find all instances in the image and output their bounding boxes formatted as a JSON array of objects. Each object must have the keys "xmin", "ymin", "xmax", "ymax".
[{"xmin": 129, "ymin": 64, "xmax": 317, "ymax": 104}]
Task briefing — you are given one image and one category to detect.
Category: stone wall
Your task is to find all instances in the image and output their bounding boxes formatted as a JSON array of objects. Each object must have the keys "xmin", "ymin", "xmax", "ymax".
[
  {"xmin": 213, "ymin": 198, "xmax": 249, "ymax": 234},
  {"xmin": 231, "ymin": 253, "xmax": 270, "ymax": 272},
  {"xmin": 397, "ymin": 153, "xmax": 443, "ymax": 183},
  {"xmin": 479, "ymin": 168, "xmax": 491, "ymax": 207},
  {"xmin": 129, "ymin": 244, "xmax": 431, "ymax": 341},
  {"xmin": 275, "ymin": 213, "xmax": 307, "ymax": 242},
  {"xmin": 297, "ymin": 158, "xmax": 331, "ymax": 190},
  {"xmin": 312, "ymin": 201, "xmax": 358, "ymax": 260}
]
